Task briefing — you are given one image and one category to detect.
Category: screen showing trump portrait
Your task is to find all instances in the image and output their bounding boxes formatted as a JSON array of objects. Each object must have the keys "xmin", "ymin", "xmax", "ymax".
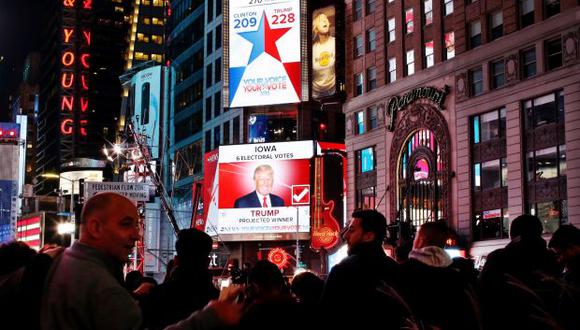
[
  {"xmin": 228, "ymin": 0, "xmax": 301, "ymax": 108},
  {"xmin": 217, "ymin": 141, "xmax": 313, "ymax": 241}
]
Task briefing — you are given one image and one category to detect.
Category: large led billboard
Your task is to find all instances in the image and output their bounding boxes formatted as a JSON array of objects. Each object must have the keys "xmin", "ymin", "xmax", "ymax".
[
  {"xmin": 228, "ymin": 0, "xmax": 301, "ymax": 107},
  {"xmin": 215, "ymin": 141, "xmax": 313, "ymax": 241},
  {"xmin": 0, "ymin": 142, "xmax": 21, "ymax": 242},
  {"xmin": 131, "ymin": 66, "xmax": 163, "ymax": 159},
  {"xmin": 311, "ymin": 5, "xmax": 336, "ymax": 99}
]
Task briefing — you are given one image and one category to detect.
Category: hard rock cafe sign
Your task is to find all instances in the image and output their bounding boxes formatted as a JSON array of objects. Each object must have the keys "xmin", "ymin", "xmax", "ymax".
[{"xmin": 386, "ymin": 85, "xmax": 449, "ymax": 131}]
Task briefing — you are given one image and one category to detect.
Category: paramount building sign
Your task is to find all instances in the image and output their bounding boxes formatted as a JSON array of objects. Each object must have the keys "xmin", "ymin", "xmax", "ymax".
[
  {"xmin": 386, "ymin": 85, "xmax": 449, "ymax": 131},
  {"xmin": 84, "ymin": 182, "xmax": 150, "ymax": 202}
]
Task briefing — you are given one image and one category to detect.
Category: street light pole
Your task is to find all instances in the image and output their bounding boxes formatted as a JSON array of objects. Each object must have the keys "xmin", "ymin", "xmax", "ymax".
[{"xmin": 69, "ymin": 179, "xmax": 75, "ymax": 245}]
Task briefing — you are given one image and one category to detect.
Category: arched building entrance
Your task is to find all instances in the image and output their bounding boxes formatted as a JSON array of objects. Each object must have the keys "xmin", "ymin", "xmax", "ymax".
[{"xmin": 389, "ymin": 103, "xmax": 451, "ymax": 228}]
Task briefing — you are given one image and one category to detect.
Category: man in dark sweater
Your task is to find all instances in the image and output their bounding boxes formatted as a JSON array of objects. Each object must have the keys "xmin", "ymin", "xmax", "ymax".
[
  {"xmin": 320, "ymin": 209, "xmax": 412, "ymax": 329},
  {"xmin": 479, "ymin": 214, "xmax": 561, "ymax": 329},
  {"xmin": 142, "ymin": 228, "xmax": 219, "ymax": 330}
]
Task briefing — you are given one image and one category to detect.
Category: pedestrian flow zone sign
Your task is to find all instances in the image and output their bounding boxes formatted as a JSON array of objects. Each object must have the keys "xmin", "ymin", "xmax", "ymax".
[{"xmin": 84, "ymin": 182, "xmax": 150, "ymax": 202}]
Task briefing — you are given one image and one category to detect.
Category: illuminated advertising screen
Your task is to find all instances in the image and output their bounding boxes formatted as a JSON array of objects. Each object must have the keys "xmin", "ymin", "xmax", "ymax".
[
  {"xmin": 311, "ymin": 5, "xmax": 336, "ymax": 99},
  {"xmin": 199, "ymin": 149, "xmax": 220, "ymax": 235},
  {"xmin": 228, "ymin": 0, "xmax": 301, "ymax": 107},
  {"xmin": 60, "ymin": 170, "xmax": 103, "ymax": 195},
  {"xmin": 216, "ymin": 141, "xmax": 313, "ymax": 241},
  {"xmin": 131, "ymin": 66, "xmax": 163, "ymax": 159},
  {"xmin": 16, "ymin": 214, "xmax": 44, "ymax": 251},
  {"xmin": 0, "ymin": 180, "xmax": 15, "ymax": 242}
]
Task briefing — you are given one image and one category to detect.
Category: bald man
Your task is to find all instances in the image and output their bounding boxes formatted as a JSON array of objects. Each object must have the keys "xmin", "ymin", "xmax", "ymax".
[{"xmin": 41, "ymin": 193, "xmax": 142, "ymax": 330}]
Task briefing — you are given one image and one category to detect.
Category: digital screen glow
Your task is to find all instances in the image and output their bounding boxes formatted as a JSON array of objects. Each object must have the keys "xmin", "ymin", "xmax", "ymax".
[
  {"xmin": 212, "ymin": 141, "xmax": 313, "ymax": 241},
  {"xmin": 228, "ymin": 0, "xmax": 301, "ymax": 107}
]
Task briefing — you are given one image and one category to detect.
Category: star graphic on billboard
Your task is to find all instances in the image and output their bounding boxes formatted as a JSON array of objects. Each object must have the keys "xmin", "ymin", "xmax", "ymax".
[{"xmin": 239, "ymin": 12, "xmax": 291, "ymax": 65}]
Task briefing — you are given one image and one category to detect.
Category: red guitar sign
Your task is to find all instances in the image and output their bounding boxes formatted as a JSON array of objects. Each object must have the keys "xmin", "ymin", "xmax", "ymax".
[{"xmin": 310, "ymin": 157, "xmax": 340, "ymax": 250}]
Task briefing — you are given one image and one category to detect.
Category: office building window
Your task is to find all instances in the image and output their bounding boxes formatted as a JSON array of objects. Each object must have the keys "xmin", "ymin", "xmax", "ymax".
[
  {"xmin": 205, "ymin": 97, "xmax": 212, "ymax": 122},
  {"xmin": 489, "ymin": 11, "xmax": 503, "ymax": 41},
  {"xmin": 424, "ymin": 40, "xmax": 434, "ymax": 68},
  {"xmin": 356, "ymin": 147, "xmax": 376, "ymax": 209},
  {"xmin": 524, "ymin": 91, "xmax": 566, "ymax": 233},
  {"xmin": 388, "ymin": 18, "xmax": 396, "ymax": 42},
  {"xmin": 213, "ymin": 92, "xmax": 222, "ymax": 118},
  {"xmin": 545, "ymin": 38, "xmax": 562, "ymax": 71},
  {"xmin": 522, "ymin": 48, "xmax": 537, "ymax": 78},
  {"xmin": 355, "ymin": 111, "xmax": 365, "ymax": 135},
  {"xmin": 151, "ymin": 54, "xmax": 163, "ymax": 62},
  {"xmin": 491, "ymin": 59, "xmax": 505, "ymax": 89},
  {"xmin": 405, "ymin": 9, "xmax": 414, "ymax": 34},
  {"xmin": 526, "ymin": 146, "xmax": 566, "ymax": 182},
  {"xmin": 215, "ymin": 25, "xmax": 222, "ymax": 49},
  {"xmin": 175, "ymin": 81, "xmax": 203, "ymax": 113},
  {"xmin": 223, "ymin": 121, "xmax": 230, "ymax": 145},
  {"xmin": 215, "ymin": 57, "xmax": 222, "ymax": 83},
  {"xmin": 356, "ymin": 187, "xmax": 376, "ymax": 210},
  {"xmin": 214, "ymin": 91, "xmax": 221, "ymax": 118},
  {"xmin": 444, "ymin": 31, "xmax": 455, "ymax": 60},
  {"xmin": 444, "ymin": 0, "xmax": 454, "ymax": 15},
  {"xmin": 205, "ymin": 130, "xmax": 212, "ymax": 151},
  {"xmin": 524, "ymin": 91, "xmax": 564, "ymax": 129},
  {"xmin": 406, "ymin": 50, "xmax": 415, "ymax": 76},
  {"xmin": 424, "ymin": 0, "xmax": 433, "ymax": 25},
  {"xmin": 151, "ymin": 35, "xmax": 163, "ymax": 44},
  {"xmin": 367, "ymin": 67, "xmax": 377, "ymax": 91},
  {"xmin": 175, "ymin": 112, "xmax": 203, "ymax": 143},
  {"xmin": 207, "ymin": 31, "xmax": 213, "ymax": 55},
  {"xmin": 175, "ymin": 141, "xmax": 203, "ymax": 179},
  {"xmin": 470, "ymin": 67, "xmax": 483, "ymax": 96},
  {"xmin": 216, "ymin": 0, "xmax": 222, "ymax": 16},
  {"xmin": 528, "ymin": 200, "xmax": 568, "ymax": 234},
  {"xmin": 233, "ymin": 116, "xmax": 240, "ymax": 144},
  {"xmin": 214, "ymin": 126, "xmax": 221, "ymax": 148},
  {"xmin": 473, "ymin": 158, "xmax": 507, "ymax": 192},
  {"xmin": 471, "ymin": 108, "xmax": 508, "ymax": 240},
  {"xmin": 366, "ymin": 0, "xmax": 376, "ymax": 14},
  {"xmin": 354, "ymin": 35, "xmax": 364, "ymax": 58},
  {"xmin": 355, "ymin": 73, "xmax": 364, "ymax": 96},
  {"xmin": 367, "ymin": 106, "xmax": 378, "ymax": 130},
  {"xmin": 544, "ymin": 0, "xmax": 560, "ymax": 18},
  {"xmin": 473, "ymin": 107, "xmax": 506, "ymax": 144},
  {"xmin": 354, "ymin": 0, "xmax": 363, "ymax": 21},
  {"xmin": 367, "ymin": 29, "xmax": 376, "ymax": 52},
  {"xmin": 206, "ymin": 63, "xmax": 212, "ymax": 87},
  {"xmin": 208, "ymin": 0, "xmax": 213, "ymax": 22},
  {"xmin": 137, "ymin": 33, "xmax": 150, "ymax": 43},
  {"xmin": 357, "ymin": 147, "xmax": 375, "ymax": 172},
  {"xmin": 388, "ymin": 57, "xmax": 397, "ymax": 82},
  {"xmin": 469, "ymin": 20, "xmax": 482, "ymax": 49},
  {"xmin": 520, "ymin": 0, "xmax": 534, "ymax": 28}
]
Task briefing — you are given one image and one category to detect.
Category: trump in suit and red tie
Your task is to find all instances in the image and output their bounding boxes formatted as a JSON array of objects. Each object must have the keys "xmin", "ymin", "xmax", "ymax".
[{"xmin": 234, "ymin": 164, "xmax": 285, "ymax": 208}]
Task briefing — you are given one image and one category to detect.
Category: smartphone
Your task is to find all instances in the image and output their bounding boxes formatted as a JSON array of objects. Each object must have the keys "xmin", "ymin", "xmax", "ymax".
[{"xmin": 141, "ymin": 82, "xmax": 150, "ymax": 125}]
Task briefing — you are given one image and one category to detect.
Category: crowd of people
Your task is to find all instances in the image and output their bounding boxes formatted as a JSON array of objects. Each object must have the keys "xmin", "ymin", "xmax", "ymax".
[{"xmin": 1, "ymin": 192, "xmax": 580, "ymax": 329}]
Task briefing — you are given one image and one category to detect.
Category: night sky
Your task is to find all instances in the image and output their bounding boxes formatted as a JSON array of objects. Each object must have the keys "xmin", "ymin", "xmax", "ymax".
[{"xmin": 0, "ymin": 0, "xmax": 42, "ymax": 121}]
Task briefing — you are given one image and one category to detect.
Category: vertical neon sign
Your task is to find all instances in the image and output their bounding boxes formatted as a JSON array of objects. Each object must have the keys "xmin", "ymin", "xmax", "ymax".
[{"xmin": 60, "ymin": 0, "xmax": 91, "ymax": 140}]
